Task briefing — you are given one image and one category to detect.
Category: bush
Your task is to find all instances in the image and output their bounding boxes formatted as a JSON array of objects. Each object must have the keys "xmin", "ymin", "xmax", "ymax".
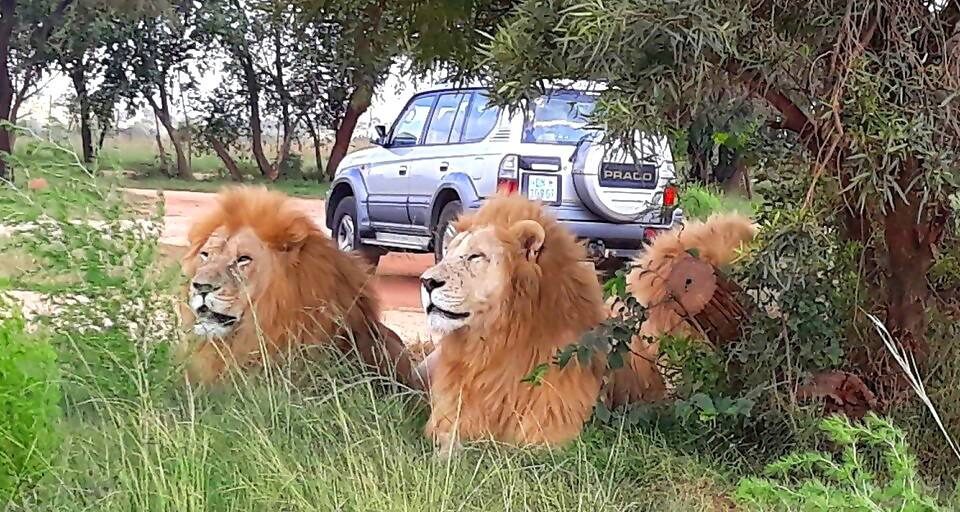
[
  {"xmin": 735, "ymin": 413, "xmax": 950, "ymax": 511},
  {"xmin": 678, "ymin": 184, "xmax": 754, "ymax": 221},
  {"xmin": 0, "ymin": 306, "xmax": 61, "ymax": 504}
]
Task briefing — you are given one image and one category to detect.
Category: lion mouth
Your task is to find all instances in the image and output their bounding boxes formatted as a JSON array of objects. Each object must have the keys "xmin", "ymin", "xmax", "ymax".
[
  {"xmin": 195, "ymin": 305, "xmax": 239, "ymax": 326},
  {"xmin": 426, "ymin": 304, "xmax": 470, "ymax": 320}
]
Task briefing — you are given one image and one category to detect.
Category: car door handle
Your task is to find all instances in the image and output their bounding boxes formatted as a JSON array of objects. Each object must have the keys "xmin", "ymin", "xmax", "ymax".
[
  {"xmin": 439, "ymin": 161, "xmax": 449, "ymax": 172},
  {"xmin": 398, "ymin": 166, "xmax": 407, "ymax": 176}
]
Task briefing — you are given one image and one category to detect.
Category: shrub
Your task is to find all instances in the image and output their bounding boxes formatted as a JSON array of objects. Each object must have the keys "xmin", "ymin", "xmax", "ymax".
[
  {"xmin": 2, "ymin": 138, "xmax": 178, "ymax": 407},
  {"xmin": 0, "ymin": 306, "xmax": 61, "ymax": 504},
  {"xmin": 678, "ymin": 184, "xmax": 754, "ymax": 221},
  {"xmin": 734, "ymin": 413, "xmax": 949, "ymax": 511}
]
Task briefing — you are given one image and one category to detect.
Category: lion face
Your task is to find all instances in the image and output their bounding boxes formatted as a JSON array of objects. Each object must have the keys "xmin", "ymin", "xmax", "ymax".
[
  {"xmin": 187, "ymin": 226, "xmax": 276, "ymax": 338},
  {"xmin": 420, "ymin": 220, "xmax": 545, "ymax": 336}
]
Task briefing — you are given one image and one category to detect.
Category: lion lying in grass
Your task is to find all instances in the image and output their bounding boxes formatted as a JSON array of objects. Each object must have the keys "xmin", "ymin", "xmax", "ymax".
[
  {"xmin": 180, "ymin": 186, "xmax": 417, "ymax": 388},
  {"xmin": 605, "ymin": 212, "xmax": 758, "ymax": 405},
  {"xmin": 418, "ymin": 194, "xmax": 609, "ymax": 454},
  {"xmin": 416, "ymin": 194, "xmax": 758, "ymax": 453}
]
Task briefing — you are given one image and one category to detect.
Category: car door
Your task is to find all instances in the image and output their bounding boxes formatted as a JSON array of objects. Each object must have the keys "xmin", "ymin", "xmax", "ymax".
[
  {"xmin": 407, "ymin": 91, "xmax": 470, "ymax": 227},
  {"xmin": 456, "ymin": 91, "xmax": 506, "ymax": 199},
  {"xmin": 365, "ymin": 93, "xmax": 437, "ymax": 224}
]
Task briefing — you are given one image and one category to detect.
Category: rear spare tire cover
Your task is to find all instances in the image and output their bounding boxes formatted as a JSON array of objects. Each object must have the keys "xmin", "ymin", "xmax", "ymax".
[{"xmin": 571, "ymin": 137, "xmax": 674, "ymax": 223}]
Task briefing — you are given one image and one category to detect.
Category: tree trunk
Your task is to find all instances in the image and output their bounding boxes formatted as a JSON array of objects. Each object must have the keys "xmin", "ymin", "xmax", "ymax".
[
  {"xmin": 209, "ymin": 138, "xmax": 244, "ymax": 181},
  {"xmin": 305, "ymin": 117, "xmax": 324, "ymax": 180},
  {"xmin": 153, "ymin": 111, "xmax": 169, "ymax": 172},
  {"xmin": 238, "ymin": 53, "xmax": 272, "ymax": 179},
  {"xmin": 881, "ymin": 166, "xmax": 936, "ymax": 361},
  {"xmin": 272, "ymin": 26, "xmax": 291, "ymax": 180},
  {"xmin": 147, "ymin": 87, "xmax": 191, "ymax": 180},
  {"xmin": 69, "ymin": 63, "xmax": 94, "ymax": 163},
  {"xmin": 325, "ymin": 86, "xmax": 371, "ymax": 181},
  {"xmin": 0, "ymin": 0, "xmax": 16, "ymax": 182}
]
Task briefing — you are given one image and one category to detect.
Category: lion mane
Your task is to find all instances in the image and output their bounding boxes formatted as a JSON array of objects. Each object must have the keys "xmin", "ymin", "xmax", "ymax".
[
  {"xmin": 605, "ymin": 212, "xmax": 758, "ymax": 405},
  {"xmin": 180, "ymin": 186, "xmax": 416, "ymax": 387},
  {"xmin": 424, "ymin": 194, "xmax": 609, "ymax": 449}
]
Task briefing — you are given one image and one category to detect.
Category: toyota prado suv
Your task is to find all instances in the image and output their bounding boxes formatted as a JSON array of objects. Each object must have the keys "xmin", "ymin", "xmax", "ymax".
[{"xmin": 325, "ymin": 82, "xmax": 682, "ymax": 273}]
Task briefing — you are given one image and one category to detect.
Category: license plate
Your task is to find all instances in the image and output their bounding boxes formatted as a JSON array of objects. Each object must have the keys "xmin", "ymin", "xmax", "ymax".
[{"xmin": 526, "ymin": 174, "xmax": 559, "ymax": 204}]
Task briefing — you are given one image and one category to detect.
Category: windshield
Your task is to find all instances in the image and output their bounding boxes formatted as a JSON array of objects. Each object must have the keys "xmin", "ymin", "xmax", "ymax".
[{"xmin": 522, "ymin": 90, "xmax": 600, "ymax": 145}]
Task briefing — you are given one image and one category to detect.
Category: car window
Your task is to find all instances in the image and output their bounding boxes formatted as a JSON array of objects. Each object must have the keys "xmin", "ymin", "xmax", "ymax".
[
  {"xmin": 522, "ymin": 90, "xmax": 600, "ymax": 145},
  {"xmin": 448, "ymin": 93, "xmax": 471, "ymax": 143},
  {"xmin": 391, "ymin": 94, "xmax": 436, "ymax": 145},
  {"xmin": 424, "ymin": 93, "xmax": 466, "ymax": 145},
  {"xmin": 461, "ymin": 92, "xmax": 500, "ymax": 143}
]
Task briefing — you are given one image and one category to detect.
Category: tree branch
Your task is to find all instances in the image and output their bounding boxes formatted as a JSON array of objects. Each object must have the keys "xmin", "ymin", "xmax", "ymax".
[{"xmin": 722, "ymin": 59, "xmax": 825, "ymax": 153}]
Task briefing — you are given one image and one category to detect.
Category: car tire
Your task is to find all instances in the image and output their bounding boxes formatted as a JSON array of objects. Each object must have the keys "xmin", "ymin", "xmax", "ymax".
[
  {"xmin": 433, "ymin": 200, "xmax": 462, "ymax": 262},
  {"xmin": 333, "ymin": 196, "xmax": 385, "ymax": 267}
]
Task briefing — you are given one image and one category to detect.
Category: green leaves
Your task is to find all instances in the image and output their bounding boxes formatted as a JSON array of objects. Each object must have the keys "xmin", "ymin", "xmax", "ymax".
[
  {"xmin": 0, "ymin": 304, "xmax": 62, "ymax": 505},
  {"xmin": 734, "ymin": 414, "xmax": 948, "ymax": 511}
]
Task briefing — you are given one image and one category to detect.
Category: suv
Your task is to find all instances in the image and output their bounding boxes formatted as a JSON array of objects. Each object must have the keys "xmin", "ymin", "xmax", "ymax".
[{"xmin": 325, "ymin": 83, "xmax": 682, "ymax": 270}]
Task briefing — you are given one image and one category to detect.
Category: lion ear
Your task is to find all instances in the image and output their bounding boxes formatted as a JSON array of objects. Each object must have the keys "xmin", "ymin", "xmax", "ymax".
[
  {"xmin": 278, "ymin": 216, "xmax": 311, "ymax": 252},
  {"xmin": 509, "ymin": 219, "xmax": 545, "ymax": 261}
]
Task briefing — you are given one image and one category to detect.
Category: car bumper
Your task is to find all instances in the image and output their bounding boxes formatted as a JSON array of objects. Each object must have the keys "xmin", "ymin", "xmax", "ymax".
[{"xmin": 464, "ymin": 199, "xmax": 683, "ymax": 259}]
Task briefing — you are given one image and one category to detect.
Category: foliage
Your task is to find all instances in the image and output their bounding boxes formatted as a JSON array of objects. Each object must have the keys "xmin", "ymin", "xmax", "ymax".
[
  {"xmin": 735, "ymin": 413, "xmax": 949, "ymax": 511},
  {"xmin": 0, "ymin": 305, "xmax": 61, "ymax": 506},
  {"xmin": 1, "ymin": 138, "xmax": 177, "ymax": 406},
  {"xmin": 482, "ymin": 0, "xmax": 960, "ymax": 371},
  {"xmin": 678, "ymin": 184, "xmax": 754, "ymax": 222}
]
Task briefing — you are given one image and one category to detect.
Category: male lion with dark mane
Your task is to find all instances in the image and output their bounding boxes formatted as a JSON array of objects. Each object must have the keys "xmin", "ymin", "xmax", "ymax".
[
  {"xmin": 418, "ymin": 194, "xmax": 608, "ymax": 455},
  {"xmin": 180, "ymin": 186, "xmax": 417, "ymax": 387},
  {"xmin": 605, "ymin": 212, "xmax": 758, "ymax": 405}
]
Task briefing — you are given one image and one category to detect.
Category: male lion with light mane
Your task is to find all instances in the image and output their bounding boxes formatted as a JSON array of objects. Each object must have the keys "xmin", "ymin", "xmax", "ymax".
[
  {"xmin": 180, "ymin": 186, "xmax": 417, "ymax": 388},
  {"xmin": 418, "ymin": 194, "xmax": 609, "ymax": 455}
]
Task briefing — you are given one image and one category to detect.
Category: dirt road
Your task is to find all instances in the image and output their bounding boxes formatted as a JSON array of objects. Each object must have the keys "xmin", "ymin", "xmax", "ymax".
[{"xmin": 124, "ymin": 188, "xmax": 435, "ymax": 344}]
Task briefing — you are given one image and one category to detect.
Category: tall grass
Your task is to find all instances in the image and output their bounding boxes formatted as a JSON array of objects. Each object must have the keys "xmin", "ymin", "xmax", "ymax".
[{"xmin": 11, "ymin": 350, "xmax": 734, "ymax": 512}]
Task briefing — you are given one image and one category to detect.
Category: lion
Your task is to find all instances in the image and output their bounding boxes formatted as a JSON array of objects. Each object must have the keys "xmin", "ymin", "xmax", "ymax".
[
  {"xmin": 180, "ymin": 186, "xmax": 417, "ymax": 388},
  {"xmin": 604, "ymin": 212, "xmax": 758, "ymax": 405},
  {"xmin": 417, "ymin": 194, "xmax": 609, "ymax": 455}
]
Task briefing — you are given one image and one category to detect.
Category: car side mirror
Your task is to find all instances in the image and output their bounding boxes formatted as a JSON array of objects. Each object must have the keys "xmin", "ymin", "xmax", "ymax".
[
  {"xmin": 374, "ymin": 125, "xmax": 387, "ymax": 144},
  {"xmin": 392, "ymin": 133, "xmax": 418, "ymax": 147}
]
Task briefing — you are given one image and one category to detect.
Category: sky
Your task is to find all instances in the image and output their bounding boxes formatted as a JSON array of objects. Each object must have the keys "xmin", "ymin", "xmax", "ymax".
[{"xmin": 21, "ymin": 60, "xmax": 439, "ymax": 139}]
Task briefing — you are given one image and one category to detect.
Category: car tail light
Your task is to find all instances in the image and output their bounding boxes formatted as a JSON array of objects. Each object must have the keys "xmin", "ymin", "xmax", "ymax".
[
  {"xmin": 497, "ymin": 178, "xmax": 518, "ymax": 194},
  {"xmin": 497, "ymin": 154, "xmax": 519, "ymax": 195},
  {"xmin": 644, "ymin": 227, "xmax": 663, "ymax": 241},
  {"xmin": 662, "ymin": 184, "xmax": 678, "ymax": 207}
]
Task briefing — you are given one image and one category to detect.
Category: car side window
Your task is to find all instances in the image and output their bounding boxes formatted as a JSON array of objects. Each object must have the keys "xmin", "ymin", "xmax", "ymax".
[
  {"xmin": 424, "ymin": 93, "xmax": 466, "ymax": 145},
  {"xmin": 390, "ymin": 94, "xmax": 437, "ymax": 146},
  {"xmin": 448, "ymin": 93, "xmax": 471, "ymax": 143},
  {"xmin": 461, "ymin": 92, "xmax": 500, "ymax": 143}
]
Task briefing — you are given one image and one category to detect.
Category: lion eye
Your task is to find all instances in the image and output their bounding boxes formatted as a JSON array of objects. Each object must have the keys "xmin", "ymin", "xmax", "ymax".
[
  {"xmin": 467, "ymin": 253, "xmax": 485, "ymax": 261},
  {"xmin": 199, "ymin": 251, "xmax": 210, "ymax": 262},
  {"xmin": 236, "ymin": 255, "xmax": 252, "ymax": 266}
]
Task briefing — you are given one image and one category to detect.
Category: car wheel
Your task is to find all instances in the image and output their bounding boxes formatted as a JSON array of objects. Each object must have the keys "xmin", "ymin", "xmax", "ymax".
[
  {"xmin": 333, "ymin": 196, "xmax": 385, "ymax": 267},
  {"xmin": 433, "ymin": 200, "xmax": 462, "ymax": 262}
]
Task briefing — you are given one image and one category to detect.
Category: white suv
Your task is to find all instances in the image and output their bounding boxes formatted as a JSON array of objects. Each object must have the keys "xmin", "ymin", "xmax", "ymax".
[{"xmin": 325, "ymin": 82, "xmax": 682, "ymax": 270}]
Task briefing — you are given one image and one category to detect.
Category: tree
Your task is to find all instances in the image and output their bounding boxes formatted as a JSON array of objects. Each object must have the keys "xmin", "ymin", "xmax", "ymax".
[
  {"xmin": 299, "ymin": 0, "xmax": 519, "ymax": 180},
  {"xmin": 118, "ymin": 3, "xmax": 198, "ymax": 179},
  {"xmin": 196, "ymin": 0, "xmax": 277, "ymax": 179},
  {"xmin": 0, "ymin": 0, "xmax": 75, "ymax": 181},
  {"xmin": 484, "ymin": 0, "xmax": 960, "ymax": 392},
  {"xmin": 49, "ymin": 2, "xmax": 115, "ymax": 163}
]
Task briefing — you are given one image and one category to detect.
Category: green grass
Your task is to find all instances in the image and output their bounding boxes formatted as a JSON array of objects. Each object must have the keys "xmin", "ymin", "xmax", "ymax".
[{"xmin": 11, "ymin": 351, "xmax": 734, "ymax": 512}]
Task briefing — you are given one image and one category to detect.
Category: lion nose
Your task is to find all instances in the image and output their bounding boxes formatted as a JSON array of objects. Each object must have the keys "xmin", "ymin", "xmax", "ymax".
[
  {"xmin": 420, "ymin": 277, "xmax": 445, "ymax": 293},
  {"xmin": 192, "ymin": 282, "xmax": 220, "ymax": 295}
]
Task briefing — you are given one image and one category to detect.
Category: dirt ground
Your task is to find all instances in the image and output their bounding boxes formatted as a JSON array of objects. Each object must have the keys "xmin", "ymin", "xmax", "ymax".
[{"xmin": 123, "ymin": 188, "xmax": 436, "ymax": 344}]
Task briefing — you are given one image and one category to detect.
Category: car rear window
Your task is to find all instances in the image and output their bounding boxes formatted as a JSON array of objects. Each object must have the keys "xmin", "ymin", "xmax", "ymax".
[{"xmin": 522, "ymin": 90, "xmax": 600, "ymax": 145}]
